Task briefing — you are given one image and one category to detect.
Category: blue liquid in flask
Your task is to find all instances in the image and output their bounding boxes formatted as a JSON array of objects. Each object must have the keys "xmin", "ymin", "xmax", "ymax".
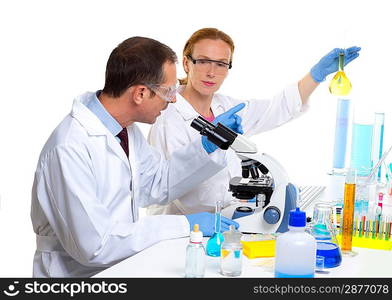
[
  {"xmin": 316, "ymin": 242, "xmax": 342, "ymax": 268},
  {"xmin": 206, "ymin": 202, "xmax": 224, "ymax": 257}
]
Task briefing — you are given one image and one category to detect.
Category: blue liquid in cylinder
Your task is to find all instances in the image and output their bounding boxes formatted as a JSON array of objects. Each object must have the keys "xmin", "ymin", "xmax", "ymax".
[
  {"xmin": 333, "ymin": 99, "xmax": 351, "ymax": 169},
  {"xmin": 316, "ymin": 242, "xmax": 342, "ymax": 268},
  {"xmin": 275, "ymin": 271, "xmax": 314, "ymax": 278},
  {"xmin": 350, "ymin": 123, "xmax": 373, "ymax": 176}
]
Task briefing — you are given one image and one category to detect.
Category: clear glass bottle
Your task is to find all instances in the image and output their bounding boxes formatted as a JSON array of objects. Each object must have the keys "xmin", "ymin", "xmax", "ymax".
[
  {"xmin": 220, "ymin": 225, "xmax": 243, "ymax": 277},
  {"xmin": 310, "ymin": 203, "xmax": 342, "ymax": 268},
  {"xmin": 206, "ymin": 200, "xmax": 224, "ymax": 257},
  {"xmin": 185, "ymin": 224, "xmax": 205, "ymax": 278}
]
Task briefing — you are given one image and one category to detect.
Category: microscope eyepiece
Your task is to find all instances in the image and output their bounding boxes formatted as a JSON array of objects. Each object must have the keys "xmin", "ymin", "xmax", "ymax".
[
  {"xmin": 190, "ymin": 116, "xmax": 214, "ymax": 132},
  {"xmin": 190, "ymin": 116, "xmax": 237, "ymax": 150}
]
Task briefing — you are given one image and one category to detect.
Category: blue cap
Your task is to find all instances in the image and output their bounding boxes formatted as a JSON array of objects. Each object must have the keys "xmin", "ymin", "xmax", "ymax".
[{"xmin": 289, "ymin": 207, "xmax": 306, "ymax": 227}]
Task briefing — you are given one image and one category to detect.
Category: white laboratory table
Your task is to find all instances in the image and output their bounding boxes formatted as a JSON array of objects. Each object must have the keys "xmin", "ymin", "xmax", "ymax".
[
  {"xmin": 94, "ymin": 236, "xmax": 392, "ymax": 278},
  {"xmin": 95, "ymin": 179, "xmax": 392, "ymax": 278}
]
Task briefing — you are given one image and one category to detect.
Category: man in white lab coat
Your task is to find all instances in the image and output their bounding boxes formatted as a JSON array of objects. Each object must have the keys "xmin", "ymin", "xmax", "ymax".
[{"xmin": 31, "ymin": 36, "xmax": 240, "ymax": 277}]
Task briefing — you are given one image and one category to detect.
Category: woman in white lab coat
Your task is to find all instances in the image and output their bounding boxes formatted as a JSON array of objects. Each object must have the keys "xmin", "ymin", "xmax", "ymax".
[{"xmin": 147, "ymin": 27, "xmax": 360, "ymax": 215}]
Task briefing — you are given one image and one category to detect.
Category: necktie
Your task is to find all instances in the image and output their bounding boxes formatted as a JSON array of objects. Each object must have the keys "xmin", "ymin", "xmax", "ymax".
[{"xmin": 117, "ymin": 127, "xmax": 129, "ymax": 157}]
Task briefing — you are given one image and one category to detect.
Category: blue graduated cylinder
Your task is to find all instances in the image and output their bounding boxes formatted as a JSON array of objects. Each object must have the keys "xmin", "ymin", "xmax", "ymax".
[
  {"xmin": 332, "ymin": 98, "xmax": 351, "ymax": 169},
  {"xmin": 350, "ymin": 123, "xmax": 373, "ymax": 176}
]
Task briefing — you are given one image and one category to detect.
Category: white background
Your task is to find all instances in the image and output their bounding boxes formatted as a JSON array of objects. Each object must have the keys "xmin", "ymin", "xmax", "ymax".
[{"xmin": 0, "ymin": 0, "xmax": 391, "ymax": 276}]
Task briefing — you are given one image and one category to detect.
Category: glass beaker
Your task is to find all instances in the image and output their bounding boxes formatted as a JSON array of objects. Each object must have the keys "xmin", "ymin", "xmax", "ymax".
[
  {"xmin": 355, "ymin": 175, "xmax": 377, "ymax": 217},
  {"xmin": 310, "ymin": 203, "xmax": 342, "ymax": 268},
  {"xmin": 206, "ymin": 200, "xmax": 224, "ymax": 257},
  {"xmin": 220, "ymin": 225, "xmax": 243, "ymax": 276}
]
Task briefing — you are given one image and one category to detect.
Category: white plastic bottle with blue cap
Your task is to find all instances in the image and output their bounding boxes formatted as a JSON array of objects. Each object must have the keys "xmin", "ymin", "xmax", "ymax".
[{"xmin": 274, "ymin": 207, "xmax": 316, "ymax": 278}]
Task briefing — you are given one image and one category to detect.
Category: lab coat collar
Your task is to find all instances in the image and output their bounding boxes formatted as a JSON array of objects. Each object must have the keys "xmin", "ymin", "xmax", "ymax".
[
  {"xmin": 71, "ymin": 92, "xmax": 111, "ymax": 136},
  {"xmin": 71, "ymin": 92, "xmax": 131, "ymax": 165},
  {"xmin": 174, "ymin": 87, "xmax": 225, "ymax": 121}
]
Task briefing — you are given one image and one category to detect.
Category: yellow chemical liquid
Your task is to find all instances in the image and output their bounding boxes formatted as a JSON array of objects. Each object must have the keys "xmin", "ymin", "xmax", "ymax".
[
  {"xmin": 342, "ymin": 183, "xmax": 356, "ymax": 251},
  {"xmin": 329, "ymin": 53, "xmax": 352, "ymax": 96}
]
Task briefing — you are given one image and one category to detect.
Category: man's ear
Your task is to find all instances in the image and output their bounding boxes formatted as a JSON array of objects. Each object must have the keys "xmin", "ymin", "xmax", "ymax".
[{"xmin": 131, "ymin": 85, "xmax": 148, "ymax": 105}]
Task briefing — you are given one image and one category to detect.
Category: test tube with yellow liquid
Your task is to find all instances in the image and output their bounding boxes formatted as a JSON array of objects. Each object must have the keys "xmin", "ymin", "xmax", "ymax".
[
  {"xmin": 341, "ymin": 168, "xmax": 357, "ymax": 256},
  {"xmin": 329, "ymin": 52, "xmax": 352, "ymax": 96}
]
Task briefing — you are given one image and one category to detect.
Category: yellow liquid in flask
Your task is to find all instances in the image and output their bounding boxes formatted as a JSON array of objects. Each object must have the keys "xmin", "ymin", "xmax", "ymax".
[{"xmin": 329, "ymin": 53, "xmax": 352, "ymax": 96}]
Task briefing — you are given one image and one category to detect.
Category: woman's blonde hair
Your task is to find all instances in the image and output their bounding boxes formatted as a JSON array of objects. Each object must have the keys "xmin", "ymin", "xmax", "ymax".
[{"xmin": 179, "ymin": 28, "xmax": 235, "ymax": 85}]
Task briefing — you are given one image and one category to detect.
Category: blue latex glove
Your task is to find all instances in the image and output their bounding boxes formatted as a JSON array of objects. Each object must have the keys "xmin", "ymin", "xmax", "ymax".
[
  {"xmin": 310, "ymin": 46, "xmax": 361, "ymax": 83},
  {"xmin": 202, "ymin": 103, "xmax": 245, "ymax": 153},
  {"xmin": 185, "ymin": 212, "xmax": 239, "ymax": 236}
]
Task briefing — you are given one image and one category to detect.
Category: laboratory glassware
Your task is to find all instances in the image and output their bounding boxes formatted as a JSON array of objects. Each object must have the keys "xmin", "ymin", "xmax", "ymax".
[
  {"xmin": 220, "ymin": 225, "xmax": 243, "ymax": 276},
  {"xmin": 185, "ymin": 224, "xmax": 205, "ymax": 278},
  {"xmin": 332, "ymin": 98, "xmax": 352, "ymax": 170},
  {"xmin": 355, "ymin": 175, "xmax": 376, "ymax": 217},
  {"xmin": 371, "ymin": 113, "xmax": 385, "ymax": 182},
  {"xmin": 350, "ymin": 121, "xmax": 373, "ymax": 177},
  {"xmin": 206, "ymin": 200, "xmax": 224, "ymax": 257},
  {"xmin": 310, "ymin": 203, "xmax": 342, "ymax": 268},
  {"xmin": 329, "ymin": 52, "xmax": 352, "ymax": 96},
  {"xmin": 341, "ymin": 168, "xmax": 357, "ymax": 256},
  {"xmin": 275, "ymin": 208, "xmax": 316, "ymax": 278}
]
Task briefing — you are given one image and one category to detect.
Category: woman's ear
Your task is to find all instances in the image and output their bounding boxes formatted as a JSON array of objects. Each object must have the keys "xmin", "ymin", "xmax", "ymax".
[{"xmin": 183, "ymin": 56, "xmax": 189, "ymax": 74}]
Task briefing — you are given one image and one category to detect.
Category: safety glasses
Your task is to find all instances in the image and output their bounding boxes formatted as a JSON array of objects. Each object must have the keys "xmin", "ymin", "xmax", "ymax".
[
  {"xmin": 146, "ymin": 84, "xmax": 179, "ymax": 103},
  {"xmin": 187, "ymin": 55, "xmax": 232, "ymax": 75}
]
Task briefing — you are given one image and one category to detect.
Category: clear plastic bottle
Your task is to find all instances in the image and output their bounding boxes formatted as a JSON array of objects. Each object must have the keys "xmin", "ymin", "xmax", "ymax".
[
  {"xmin": 275, "ymin": 207, "xmax": 316, "ymax": 278},
  {"xmin": 220, "ymin": 225, "xmax": 243, "ymax": 277},
  {"xmin": 185, "ymin": 224, "xmax": 205, "ymax": 278}
]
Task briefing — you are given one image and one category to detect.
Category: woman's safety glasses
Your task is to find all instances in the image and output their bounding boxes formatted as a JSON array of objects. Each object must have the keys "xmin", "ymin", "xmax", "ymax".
[{"xmin": 187, "ymin": 55, "xmax": 232, "ymax": 75}]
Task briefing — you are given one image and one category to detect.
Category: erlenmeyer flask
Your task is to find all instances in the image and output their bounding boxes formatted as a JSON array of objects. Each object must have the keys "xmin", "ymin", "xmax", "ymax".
[
  {"xmin": 206, "ymin": 200, "xmax": 224, "ymax": 257},
  {"xmin": 329, "ymin": 52, "xmax": 352, "ymax": 96},
  {"xmin": 310, "ymin": 203, "xmax": 342, "ymax": 268}
]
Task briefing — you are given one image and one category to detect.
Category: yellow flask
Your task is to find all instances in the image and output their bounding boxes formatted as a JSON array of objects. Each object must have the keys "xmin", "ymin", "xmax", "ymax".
[{"xmin": 329, "ymin": 52, "xmax": 352, "ymax": 96}]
